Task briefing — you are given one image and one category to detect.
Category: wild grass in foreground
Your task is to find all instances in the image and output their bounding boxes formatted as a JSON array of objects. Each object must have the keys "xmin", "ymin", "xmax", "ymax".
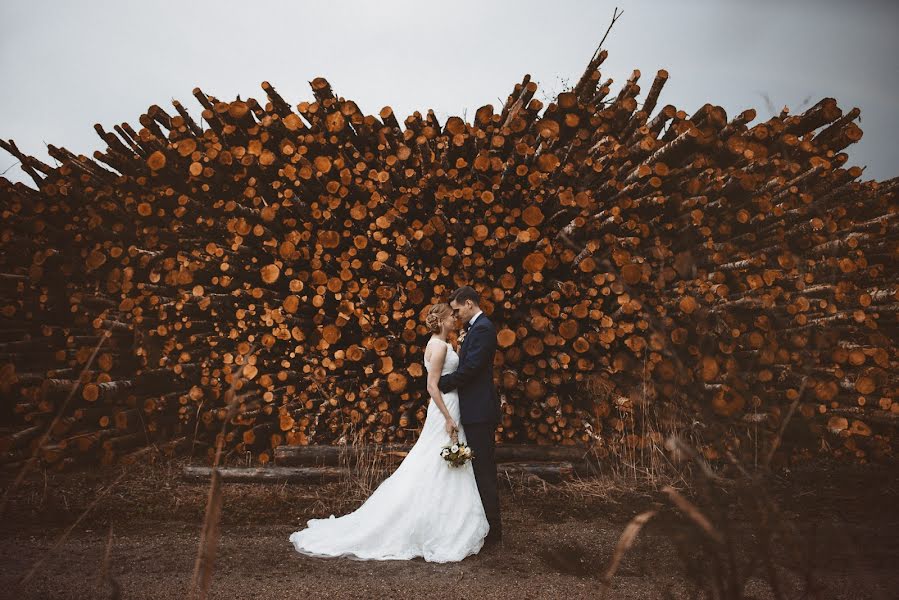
[{"xmin": 595, "ymin": 436, "xmax": 892, "ymax": 600}]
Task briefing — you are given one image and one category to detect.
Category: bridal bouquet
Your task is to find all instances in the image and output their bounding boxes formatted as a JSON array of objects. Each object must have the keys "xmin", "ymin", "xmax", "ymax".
[{"xmin": 440, "ymin": 436, "xmax": 474, "ymax": 468}]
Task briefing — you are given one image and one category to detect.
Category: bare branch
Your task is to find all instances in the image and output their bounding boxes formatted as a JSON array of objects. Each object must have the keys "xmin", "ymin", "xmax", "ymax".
[{"xmin": 592, "ymin": 6, "xmax": 623, "ymax": 62}]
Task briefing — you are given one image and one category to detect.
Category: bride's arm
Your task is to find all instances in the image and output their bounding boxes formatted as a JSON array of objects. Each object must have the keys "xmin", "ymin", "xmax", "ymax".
[{"xmin": 426, "ymin": 344, "xmax": 458, "ymax": 433}]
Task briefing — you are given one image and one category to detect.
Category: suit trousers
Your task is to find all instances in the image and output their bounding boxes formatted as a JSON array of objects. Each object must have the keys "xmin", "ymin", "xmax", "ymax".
[{"xmin": 463, "ymin": 422, "xmax": 502, "ymax": 539}]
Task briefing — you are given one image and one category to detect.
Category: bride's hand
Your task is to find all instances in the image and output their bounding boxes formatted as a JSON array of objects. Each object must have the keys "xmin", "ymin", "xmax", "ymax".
[{"xmin": 444, "ymin": 418, "xmax": 457, "ymax": 436}]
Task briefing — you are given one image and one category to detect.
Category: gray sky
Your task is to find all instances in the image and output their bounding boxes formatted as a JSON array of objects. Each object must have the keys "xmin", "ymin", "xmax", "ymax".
[{"xmin": 2, "ymin": 0, "xmax": 897, "ymax": 185}]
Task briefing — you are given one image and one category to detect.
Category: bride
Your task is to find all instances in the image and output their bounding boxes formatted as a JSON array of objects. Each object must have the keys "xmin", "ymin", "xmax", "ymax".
[{"xmin": 288, "ymin": 302, "xmax": 490, "ymax": 562}]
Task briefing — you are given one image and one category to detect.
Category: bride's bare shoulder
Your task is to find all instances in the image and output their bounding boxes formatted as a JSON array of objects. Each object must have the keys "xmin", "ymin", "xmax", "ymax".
[{"xmin": 424, "ymin": 338, "xmax": 448, "ymax": 363}]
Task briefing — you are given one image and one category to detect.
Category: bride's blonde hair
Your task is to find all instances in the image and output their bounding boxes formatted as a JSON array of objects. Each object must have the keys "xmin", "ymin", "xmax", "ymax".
[{"xmin": 425, "ymin": 303, "xmax": 452, "ymax": 334}]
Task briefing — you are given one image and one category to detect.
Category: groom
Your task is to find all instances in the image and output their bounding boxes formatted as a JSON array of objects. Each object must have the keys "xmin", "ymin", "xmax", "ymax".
[{"xmin": 438, "ymin": 286, "xmax": 503, "ymax": 548}]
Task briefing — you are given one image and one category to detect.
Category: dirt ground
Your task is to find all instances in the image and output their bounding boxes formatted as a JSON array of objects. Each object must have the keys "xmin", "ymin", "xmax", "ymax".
[{"xmin": 0, "ymin": 457, "xmax": 897, "ymax": 600}]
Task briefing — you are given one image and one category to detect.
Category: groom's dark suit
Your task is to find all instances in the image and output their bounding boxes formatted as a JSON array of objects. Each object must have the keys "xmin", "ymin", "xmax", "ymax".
[{"xmin": 437, "ymin": 311, "xmax": 502, "ymax": 541}]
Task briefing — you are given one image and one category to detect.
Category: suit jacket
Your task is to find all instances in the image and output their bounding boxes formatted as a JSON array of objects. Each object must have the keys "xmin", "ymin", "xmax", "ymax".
[{"xmin": 437, "ymin": 313, "xmax": 501, "ymax": 425}]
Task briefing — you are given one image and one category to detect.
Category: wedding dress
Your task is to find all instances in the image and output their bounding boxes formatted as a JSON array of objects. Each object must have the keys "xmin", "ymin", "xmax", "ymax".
[{"xmin": 288, "ymin": 336, "xmax": 490, "ymax": 562}]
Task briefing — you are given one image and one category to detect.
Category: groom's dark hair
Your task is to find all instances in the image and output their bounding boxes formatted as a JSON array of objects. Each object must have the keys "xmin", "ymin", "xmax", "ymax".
[{"xmin": 448, "ymin": 285, "xmax": 480, "ymax": 306}]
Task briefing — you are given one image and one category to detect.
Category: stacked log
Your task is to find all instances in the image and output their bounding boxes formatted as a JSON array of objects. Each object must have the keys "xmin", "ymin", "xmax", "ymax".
[
  {"xmin": 182, "ymin": 463, "xmax": 578, "ymax": 485},
  {"xmin": 0, "ymin": 50, "xmax": 896, "ymax": 470},
  {"xmin": 182, "ymin": 443, "xmax": 594, "ymax": 484}
]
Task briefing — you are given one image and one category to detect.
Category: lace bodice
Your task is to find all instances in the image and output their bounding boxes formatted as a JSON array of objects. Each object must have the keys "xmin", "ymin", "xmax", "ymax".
[{"xmin": 424, "ymin": 337, "xmax": 459, "ymax": 376}]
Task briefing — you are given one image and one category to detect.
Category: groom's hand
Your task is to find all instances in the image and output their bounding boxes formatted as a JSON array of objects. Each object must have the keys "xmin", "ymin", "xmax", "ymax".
[{"xmin": 437, "ymin": 374, "xmax": 453, "ymax": 393}]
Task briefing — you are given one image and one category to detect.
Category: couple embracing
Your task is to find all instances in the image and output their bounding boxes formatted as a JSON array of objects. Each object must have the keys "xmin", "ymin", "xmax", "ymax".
[{"xmin": 289, "ymin": 286, "xmax": 503, "ymax": 562}]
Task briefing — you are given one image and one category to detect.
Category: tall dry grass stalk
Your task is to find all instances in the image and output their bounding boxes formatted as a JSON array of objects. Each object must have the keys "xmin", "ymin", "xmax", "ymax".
[
  {"xmin": 598, "ymin": 433, "xmax": 857, "ymax": 599},
  {"xmin": 5, "ymin": 330, "xmax": 139, "ymax": 596},
  {"xmin": 580, "ymin": 359, "xmax": 699, "ymax": 497},
  {"xmin": 17, "ymin": 469, "xmax": 127, "ymax": 587},
  {"xmin": 600, "ymin": 509, "xmax": 657, "ymax": 600},
  {"xmin": 187, "ymin": 470, "xmax": 223, "ymax": 600},
  {"xmin": 186, "ymin": 344, "xmax": 255, "ymax": 600},
  {"xmin": 763, "ymin": 376, "xmax": 808, "ymax": 469},
  {"xmin": 336, "ymin": 426, "xmax": 394, "ymax": 507},
  {"xmin": 95, "ymin": 522, "xmax": 121, "ymax": 599},
  {"xmin": 584, "ymin": 216, "xmax": 824, "ymax": 482},
  {"xmin": 0, "ymin": 329, "xmax": 113, "ymax": 517}
]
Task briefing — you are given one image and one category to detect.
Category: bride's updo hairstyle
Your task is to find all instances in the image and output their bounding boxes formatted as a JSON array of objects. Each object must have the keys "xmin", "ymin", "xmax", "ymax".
[{"xmin": 425, "ymin": 303, "xmax": 452, "ymax": 334}]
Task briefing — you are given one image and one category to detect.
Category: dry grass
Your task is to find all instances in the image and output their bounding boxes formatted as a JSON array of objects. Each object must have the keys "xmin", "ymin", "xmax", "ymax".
[
  {"xmin": 0, "ymin": 328, "xmax": 135, "ymax": 599},
  {"xmin": 0, "ymin": 328, "xmax": 114, "ymax": 517},
  {"xmin": 335, "ymin": 428, "xmax": 396, "ymax": 507},
  {"xmin": 16, "ymin": 469, "xmax": 127, "ymax": 587},
  {"xmin": 95, "ymin": 522, "xmax": 121, "ymax": 600},
  {"xmin": 600, "ymin": 509, "xmax": 657, "ymax": 598},
  {"xmin": 593, "ymin": 434, "xmax": 889, "ymax": 600},
  {"xmin": 187, "ymin": 344, "xmax": 257, "ymax": 600},
  {"xmin": 0, "ymin": 321, "xmax": 881, "ymax": 600},
  {"xmin": 1, "ymin": 434, "xmax": 895, "ymax": 599}
]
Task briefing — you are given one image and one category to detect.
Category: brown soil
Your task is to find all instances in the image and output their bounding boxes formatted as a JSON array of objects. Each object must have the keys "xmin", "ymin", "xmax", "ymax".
[{"xmin": 0, "ymin": 458, "xmax": 896, "ymax": 599}]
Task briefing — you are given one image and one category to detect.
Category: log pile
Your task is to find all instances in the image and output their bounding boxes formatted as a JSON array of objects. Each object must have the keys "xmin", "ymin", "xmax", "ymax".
[
  {"xmin": 182, "ymin": 442, "xmax": 594, "ymax": 484},
  {"xmin": 181, "ymin": 463, "xmax": 578, "ymax": 485},
  {"xmin": 0, "ymin": 49, "xmax": 896, "ymax": 471}
]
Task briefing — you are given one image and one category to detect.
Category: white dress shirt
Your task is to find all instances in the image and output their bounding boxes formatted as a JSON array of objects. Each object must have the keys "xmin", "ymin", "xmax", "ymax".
[{"xmin": 468, "ymin": 309, "xmax": 483, "ymax": 328}]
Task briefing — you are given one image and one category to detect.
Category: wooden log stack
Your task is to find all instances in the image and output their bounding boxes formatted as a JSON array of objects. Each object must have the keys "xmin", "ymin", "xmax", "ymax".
[
  {"xmin": 0, "ymin": 50, "xmax": 896, "ymax": 471},
  {"xmin": 181, "ymin": 442, "xmax": 594, "ymax": 484}
]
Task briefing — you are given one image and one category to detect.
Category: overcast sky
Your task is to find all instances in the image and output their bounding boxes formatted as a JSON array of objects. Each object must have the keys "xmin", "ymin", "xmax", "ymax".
[{"xmin": 1, "ymin": 0, "xmax": 896, "ymax": 186}]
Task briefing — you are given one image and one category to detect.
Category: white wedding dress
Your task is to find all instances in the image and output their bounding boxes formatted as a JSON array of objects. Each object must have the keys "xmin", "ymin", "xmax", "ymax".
[{"xmin": 288, "ymin": 336, "xmax": 490, "ymax": 562}]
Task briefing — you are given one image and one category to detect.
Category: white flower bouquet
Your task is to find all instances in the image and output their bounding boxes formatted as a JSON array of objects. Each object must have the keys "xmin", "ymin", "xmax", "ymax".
[{"xmin": 440, "ymin": 428, "xmax": 474, "ymax": 467}]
